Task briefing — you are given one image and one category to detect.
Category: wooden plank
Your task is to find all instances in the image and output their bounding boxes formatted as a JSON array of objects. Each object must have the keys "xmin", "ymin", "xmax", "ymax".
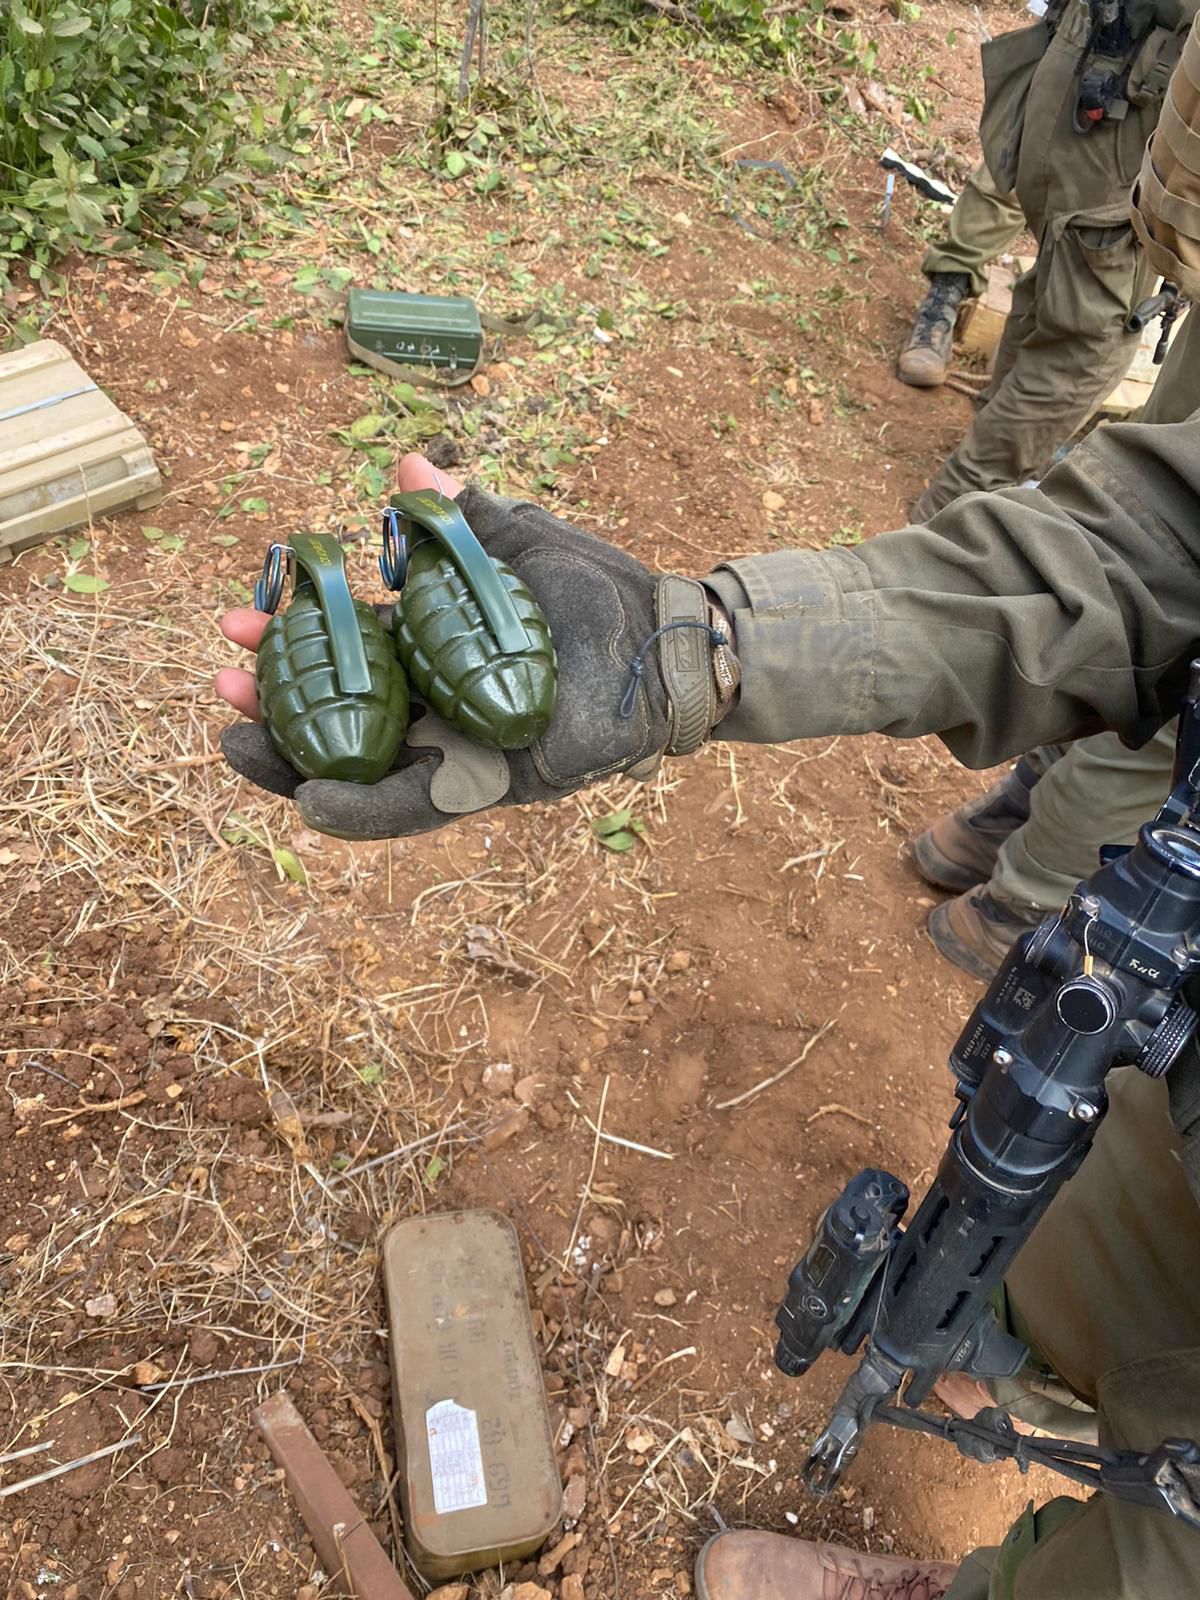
[
  {"xmin": 254, "ymin": 1391, "xmax": 418, "ymax": 1600},
  {"xmin": 0, "ymin": 338, "xmax": 162, "ymax": 563}
]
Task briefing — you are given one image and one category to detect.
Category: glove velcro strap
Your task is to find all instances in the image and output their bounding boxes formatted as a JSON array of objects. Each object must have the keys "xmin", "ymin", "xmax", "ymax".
[{"xmin": 657, "ymin": 576, "xmax": 719, "ymax": 756}]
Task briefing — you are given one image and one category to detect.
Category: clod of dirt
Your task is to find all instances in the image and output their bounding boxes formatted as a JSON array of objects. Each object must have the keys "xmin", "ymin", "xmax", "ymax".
[
  {"xmin": 761, "ymin": 490, "xmax": 785, "ymax": 512},
  {"xmin": 84, "ymin": 1293, "xmax": 117, "ymax": 1320},
  {"xmin": 188, "ymin": 1331, "xmax": 221, "ymax": 1365},
  {"xmin": 198, "ymin": 1075, "xmax": 268, "ymax": 1125},
  {"xmin": 653, "ymin": 1288, "xmax": 678, "ymax": 1307},
  {"xmin": 427, "ymin": 1587, "xmax": 469, "ymax": 1600},
  {"xmin": 561, "ymin": 1580, "xmax": 585, "ymax": 1600},
  {"xmin": 482, "ymin": 1108, "xmax": 527, "ymax": 1150},
  {"xmin": 514, "ymin": 1075, "xmax": 543, "ymax": 1107},
  {"xmin": 665, "ymin": 951, "xmax": 692, "ymax": 972},
  {"xmin": 502, "ymin": 1586, "xmax": 552, "ymax": 1600}
]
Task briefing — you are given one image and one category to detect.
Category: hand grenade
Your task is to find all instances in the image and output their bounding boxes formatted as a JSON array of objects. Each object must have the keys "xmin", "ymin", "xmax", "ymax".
[
  {"xmin": 381, "ymin": 490, "xmax": 556, "ymax": 750},
  {"xmin": 254, "ymin": 532, "xmax": 409, "ymax": 783}
]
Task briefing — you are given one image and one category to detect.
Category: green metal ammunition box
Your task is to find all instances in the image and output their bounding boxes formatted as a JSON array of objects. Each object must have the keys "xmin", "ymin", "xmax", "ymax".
[{"xmin": 345, "ymin": 289, "xmax": 483, "ymax": 381}]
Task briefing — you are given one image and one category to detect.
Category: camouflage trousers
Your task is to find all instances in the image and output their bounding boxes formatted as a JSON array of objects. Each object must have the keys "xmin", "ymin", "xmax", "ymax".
[{"xmin": 922, "ymin": 162, "xmax": 1025, "ymax": 299}]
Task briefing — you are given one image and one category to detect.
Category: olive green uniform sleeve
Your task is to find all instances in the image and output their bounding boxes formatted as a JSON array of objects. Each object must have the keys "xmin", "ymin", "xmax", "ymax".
[{"xmin": 707, "ymin": 410, "xmax": 1200, "ymax": 767}]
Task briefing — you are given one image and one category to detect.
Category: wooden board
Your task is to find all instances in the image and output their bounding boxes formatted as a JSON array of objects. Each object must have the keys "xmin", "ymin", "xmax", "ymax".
[
  {"xmin": 0, "ymin": 338, "xmax": 162, "ymax": 564},
  {"xmin": 957, "ymin": 256, "xmax": 1037, "ymax": 360}
]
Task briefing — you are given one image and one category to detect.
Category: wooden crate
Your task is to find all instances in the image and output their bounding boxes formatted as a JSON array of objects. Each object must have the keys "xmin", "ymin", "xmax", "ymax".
[
  {"xmin": 0, "ymin": 338, "xmax": 162, "ymax": 565},
  {"xmin": 957, "ymin": 256, "xmax": 1037, "ymax": 360}
]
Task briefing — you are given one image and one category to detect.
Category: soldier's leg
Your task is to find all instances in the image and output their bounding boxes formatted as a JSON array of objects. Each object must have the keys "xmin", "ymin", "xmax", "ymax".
[
  {"xmin": 921, "ymin": 163, "xmax": 1026, "ymax": 296},
  {"xmin": 899, "ymin": 166, "xmax": 1027, "ymax": 389},
  {"xmin": 916, "ymin": 218, "xmax": 1153, "ymax": 514},
  {"xmin": 988, "ymin": 723, "xmax": 1179, "ymax": 914},
  {"xmin": 943, "ymin": 1068, "xmax": 1200, "ymax": 1600}
]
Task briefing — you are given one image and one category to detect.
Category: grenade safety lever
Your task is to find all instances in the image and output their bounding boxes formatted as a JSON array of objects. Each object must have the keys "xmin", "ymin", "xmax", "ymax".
[
  {"xmin": 380, "ymin": 490, "xmax": 533, "ymax": 654},
  {"xmin": 255, "ymin": 533, "xmax": 372, "ymax": 696}
]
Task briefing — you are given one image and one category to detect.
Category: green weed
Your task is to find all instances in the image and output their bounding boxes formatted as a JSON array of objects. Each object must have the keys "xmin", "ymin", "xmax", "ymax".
[{"xmin": 0, "ymin": 0, "xmax": 309, "ymax": 288}]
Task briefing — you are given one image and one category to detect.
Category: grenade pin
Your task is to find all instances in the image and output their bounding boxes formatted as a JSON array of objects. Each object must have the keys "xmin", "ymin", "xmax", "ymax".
[
  {"xmin": 378, "ymin": 507, "xmax": 409, "ymax": 592},
  {"xmin": 254, "ymin": 542, "xmax": 293, "ymax": 614}
]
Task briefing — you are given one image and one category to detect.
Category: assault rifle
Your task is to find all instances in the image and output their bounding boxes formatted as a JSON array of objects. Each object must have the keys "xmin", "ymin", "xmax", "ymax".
[{"xmin": 774, "ymin": 668, "xmax": 1200, "ymax": 1530}]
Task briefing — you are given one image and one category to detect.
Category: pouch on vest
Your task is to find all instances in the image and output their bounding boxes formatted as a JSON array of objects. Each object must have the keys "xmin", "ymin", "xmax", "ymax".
[
  {"xmin": 1128, "ymin": 24, "xmax": 1186, "ymax": 108},
  {"xmin": 980, "ymin": 21, "xmax": 1051, "ymax": 195}
]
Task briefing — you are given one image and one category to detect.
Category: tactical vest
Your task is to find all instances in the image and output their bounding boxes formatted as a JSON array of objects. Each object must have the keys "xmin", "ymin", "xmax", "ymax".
[{"xmin": 1132, "ymin": 12, "xmax": 1200, "ymax": 293}]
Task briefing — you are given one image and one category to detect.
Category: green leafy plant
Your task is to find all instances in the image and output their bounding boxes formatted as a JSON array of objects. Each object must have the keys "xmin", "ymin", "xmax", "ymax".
[
  {"xmin": 592, "ymin": 808, "xmax": 648, "ymax": 853},
  {"xmin": 0, "ymin": 0, "xmax": 303, "ymax": 289}
]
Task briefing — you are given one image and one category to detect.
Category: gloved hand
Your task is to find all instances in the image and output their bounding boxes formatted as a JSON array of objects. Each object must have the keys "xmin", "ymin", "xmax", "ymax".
[{"xmin": 216, "ymin": 456, "xmax": 739, "ymax": 840}]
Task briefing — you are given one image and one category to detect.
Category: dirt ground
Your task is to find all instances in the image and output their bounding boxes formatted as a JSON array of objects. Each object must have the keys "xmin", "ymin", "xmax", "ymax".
[{"xmin": 0, "ymin": 2, "xmax": 1064, "ymax": 1595}]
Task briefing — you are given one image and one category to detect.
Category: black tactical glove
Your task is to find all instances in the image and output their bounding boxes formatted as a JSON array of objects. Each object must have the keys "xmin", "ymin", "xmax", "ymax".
[{"xmin": 220, "ymin": 484, "xmax": 740, "ymax": 840}]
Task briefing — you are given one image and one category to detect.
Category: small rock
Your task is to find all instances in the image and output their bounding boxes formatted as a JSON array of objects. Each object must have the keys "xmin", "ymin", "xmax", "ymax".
[
  {"xmin": 665, "ymin": 951, "xmax": 691, "ymax": 972},
  {"xmin": 653, "ymin": 1287, "xmax": 678, "ymax": 1307},
  {"xmin": 627, "ymin": 989, "xmax": 645, "ymax": 1005},
  {"xmin": 428, "ymin": 1587, "xmax": 469, "ymax": 1600},
  {"xmin": 625, "ymin": 1425, "xmax": 654, "ymax": 1454},
  {"xmin": 724, "ymin": 1414, "xmax": 755, "ymax": 1445},
  {"xmin": 482, "ymin": 1061, "xmax": 515, "ymax": 1097},
  {"xmin": 85, "ymin": 1293, "xmax": 117, "ymax": 1320},
  {"xmin": 482, "ymin": 1108, "xmax": 526, "ymax": 1151},
  {"xmin": 538, "ymin": 1532, "xmax": 580, "ymax": 1576},
  {"xmin": 469, "ymin": 374, "xmax": 492, "ymax": 397},
  {"xmin": 675, "ymin": 1573, "xmax": 692, "ymax": 1596},
  {"xmin": 761, "ymin": 490, "xmax": 785, "ymax": 512},
  {"xmin": 132, "ymin": 1359, "xmax": 165, "ymax": 1386},
  {"xmin": 218, "ymin": 419, "xmax": 236, "ymax": 432},
  {"xmin": 296, "ymin": 1586, "xmax": 318, "ymax": 1600},
  {"xmin": 562, "ymin": 1578, "xmax": 586, "ymax": 1600},
  {"xmin": 562, "ymin": 1473, "xmax": 587, "ymax": 1521},
  {"xmin": 809, "ymin": 399, "xmax": 826, "ymax": 427},
  {"xmin": 513, "ymin": 1075, "xmax": 542, "ymax": 1107},
  {"xmin": 505, "ymin": 1586, "xmax": 552, "ymax": 1600}
]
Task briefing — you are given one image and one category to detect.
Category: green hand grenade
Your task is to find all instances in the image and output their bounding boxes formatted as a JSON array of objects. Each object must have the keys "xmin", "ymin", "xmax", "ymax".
[
  {"xmin": 381, "ymin": 490, "xmax": 556, "ymax": 750},
  {"xmin": 254, "ymin": 532, "xmax": 409, "ymax": 783}
]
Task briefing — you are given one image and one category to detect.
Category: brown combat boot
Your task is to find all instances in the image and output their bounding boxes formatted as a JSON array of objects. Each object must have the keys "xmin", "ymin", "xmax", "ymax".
[
  {"xmin": 911, "ymin": 754, "xmax": 1047, "ymax": 893},
  {"xmin": 695, "ymin": 1530, "xmax": 957, "ymax": 1600},
  {"xmin": 897, "ymin": 272, "xmax": 971, "ymax": 388},
  {"xmin": 926, "ymin": 885, "xmax": 1045, "ymax": 982}
]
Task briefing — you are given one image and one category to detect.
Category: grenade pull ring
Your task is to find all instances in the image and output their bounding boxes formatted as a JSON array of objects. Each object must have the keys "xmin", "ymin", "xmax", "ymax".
[
  {"xmin": 379, "ymin": 507, "xmax": 409, "ymax": 592},
  {"xmin": 254, "ymin": 542, "xmax": 291, "ymax": 614},
  {"xmin": 386, "ymin": 489, "xmax": 533, "ymax": 655},
  {"xmin": 261, "ymin": 532, "xmax": 373, "ymax": 697}
]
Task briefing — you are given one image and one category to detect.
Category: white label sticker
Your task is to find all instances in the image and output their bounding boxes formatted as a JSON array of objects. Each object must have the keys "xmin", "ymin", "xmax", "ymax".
[{"xmin": 426, "ymin": 1398, "xmax": 488, "ymax": 1515}]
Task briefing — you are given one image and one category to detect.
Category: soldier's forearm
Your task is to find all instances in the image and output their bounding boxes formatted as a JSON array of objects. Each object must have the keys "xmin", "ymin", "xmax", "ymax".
[{"xmin": 706, "ymin": 413, "xmax": 1200, "ymax": 767}]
